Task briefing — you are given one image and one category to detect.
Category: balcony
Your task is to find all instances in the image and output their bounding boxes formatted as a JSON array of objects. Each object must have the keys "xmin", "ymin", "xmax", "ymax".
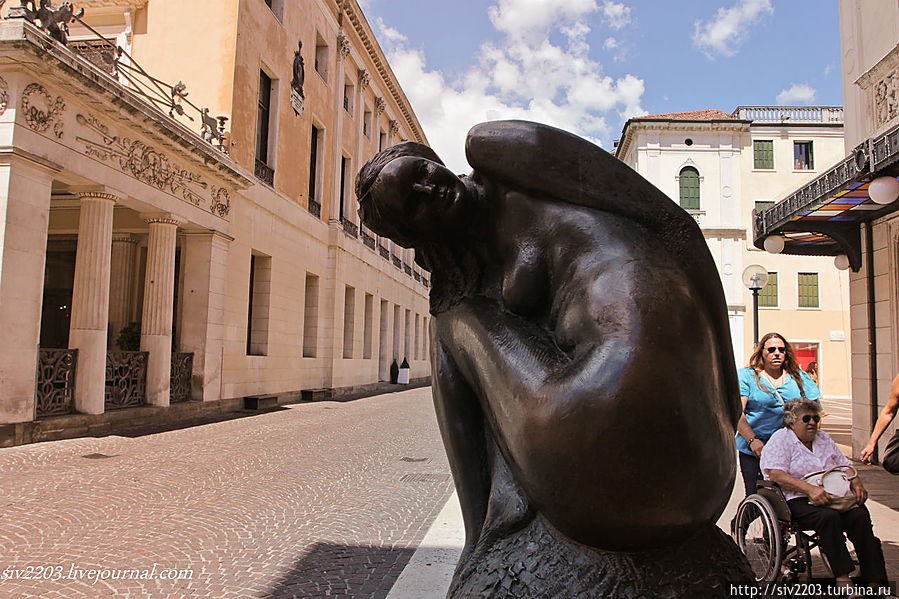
[
  {"xmin": 255, "ymin": 158, "xmax": 274, "ymax": 186},
  {"xmin": 733, "ymin": 106, "xmax": 843, "ymax": 124}
]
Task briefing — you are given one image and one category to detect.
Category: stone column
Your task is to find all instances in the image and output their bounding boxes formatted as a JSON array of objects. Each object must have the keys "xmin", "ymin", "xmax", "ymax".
[
  {"xmin": 0, "ymin": 155, "xmax": 59, "ymax": 424},
  {"xmin": 329, "ymin": 30, "xmax": 350, "ymax": 224},
  {"xmin": 180, "ymin": 231, "xmax": 231, "ymax": 401},
  {"xmin": 69, "ymin": 192, "xmax": 117, "ymax": 415},
  {"xmin": 108, "ymin": 234, "xmax": 137, "ymax": 348},
  {"xmin": 140, "ymin": 215, "xmax": 182, "ymax": 407}
]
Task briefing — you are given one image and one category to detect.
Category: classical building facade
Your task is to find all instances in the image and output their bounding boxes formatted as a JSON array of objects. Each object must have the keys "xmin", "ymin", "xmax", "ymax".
[
  {"xmin": 754, "ymin": 0, "xmax": 899, "ymax": 458},
  {"xmin": 616, "ymin": 107, "xmax": 851, "ymax": 398},
  {"xmin": 0, "ymin": 0, "xmax": 431, "ymax": 446}
]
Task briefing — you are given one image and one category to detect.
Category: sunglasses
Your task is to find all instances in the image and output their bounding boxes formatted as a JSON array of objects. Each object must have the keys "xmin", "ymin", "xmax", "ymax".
[
  {"xmin": 801, "ymin": 414, "xmax": 820, "ymax": 424},
  {"xmin": 765, "ymin": 347, "xmax": 786, "ymax": 354}
]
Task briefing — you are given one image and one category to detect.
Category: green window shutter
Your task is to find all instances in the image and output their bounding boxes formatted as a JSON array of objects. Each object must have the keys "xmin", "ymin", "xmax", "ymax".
[
  {"xmin": 798, "ymin": 273, "xmax": 819, "ymax": 308},
  {"xmin": 754, "ymin": 140, "xmax": 774, "ymax": 169},
  {"xmin": 679, "ymin": 167, "xmax": 700, "ymax": 210},
  {"xmin": 758, "ymin": 272, "xmax": 778, "ymax": 308}
]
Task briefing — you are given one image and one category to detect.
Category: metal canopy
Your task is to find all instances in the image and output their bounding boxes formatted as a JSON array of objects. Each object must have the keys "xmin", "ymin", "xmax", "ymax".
[{"xmin": 752, "ymin": 121, "xmax": 899, "ymax": 271}]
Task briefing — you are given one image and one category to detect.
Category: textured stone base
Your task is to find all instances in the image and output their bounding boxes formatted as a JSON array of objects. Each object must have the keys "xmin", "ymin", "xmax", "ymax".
[{"xmin": 449, "ymin": 515, "xmax": 754, "ymax": 598}]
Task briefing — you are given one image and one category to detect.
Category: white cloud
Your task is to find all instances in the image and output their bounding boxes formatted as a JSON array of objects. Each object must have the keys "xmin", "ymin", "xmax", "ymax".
[
  {"xmin": 601, "ymin": 1, "xmax": 632, "ymax": 30},
  {"xmin": 776, "ymin": 83, "xmax": 817, "ymax": 105},
  {"xmin": 692, "ymin": 0, "xmax": 773, "ymax": 58},
  {"xmin": 373, "ymin": 17, "xmax": 407, "ymax": 45},
  {"xmin": 604, "ymin": 36, "xmax": 619, "ymax": 50},
  {"xmin": 374, "ymin": 1, "xmax": 645, "ymax": 172}
]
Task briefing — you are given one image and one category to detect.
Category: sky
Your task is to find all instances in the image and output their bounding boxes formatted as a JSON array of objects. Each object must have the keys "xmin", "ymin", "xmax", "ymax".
[{"xmin": 357, "ymin": 0, "xmax": 842, "ymax": 173}]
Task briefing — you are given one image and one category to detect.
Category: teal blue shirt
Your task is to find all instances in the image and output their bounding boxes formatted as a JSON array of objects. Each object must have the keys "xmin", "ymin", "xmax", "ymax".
[{"xmin": 736, "ymin": 367, "xmax": 821, "ymax": 455}]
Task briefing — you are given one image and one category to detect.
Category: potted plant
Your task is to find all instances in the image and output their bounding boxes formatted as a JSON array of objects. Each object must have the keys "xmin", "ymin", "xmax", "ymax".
[
  {"xmin": 390, "ymin": 358, "xmax": 399, "ymax": 384},
  {"xmin": 398, "ymin": 357, "xmax": 410, "ymax": 384}
]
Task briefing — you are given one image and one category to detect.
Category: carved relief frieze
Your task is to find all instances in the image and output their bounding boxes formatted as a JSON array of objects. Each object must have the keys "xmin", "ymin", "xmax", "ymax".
[
  {"xmin": 873, "ymin": 68, "xmax": 899, "ymax": 129},
  {"xmin": 358, "ymin": 68, "xmax": 370, "ymax": 90},
  {"xmin": 375, "ymin": 96, "xmax": 386, "ymax": 116},
  {"xmin": 389, "ymin": 119, "xmax": 400, "ymax": 135},
  {"xmin": 75, "ymin": 112, "xmax": 231, "ymax": 218},
  {"xmin": 22, "ymin": 83, "xmax": 65, "ymax": 137},
  {"xmin": 0, "ymin": 76, "xmax": 8, "ymax": 115}
]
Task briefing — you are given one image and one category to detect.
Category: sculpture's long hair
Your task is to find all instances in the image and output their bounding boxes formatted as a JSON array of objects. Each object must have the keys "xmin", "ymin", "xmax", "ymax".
[{"xmin": 748, "ymin": 332, "xmax": 806, "ymax": 398}]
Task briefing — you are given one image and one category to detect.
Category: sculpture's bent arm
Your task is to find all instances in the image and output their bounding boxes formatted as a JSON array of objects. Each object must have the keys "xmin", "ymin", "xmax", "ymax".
[{"xmin": 435, "ymin": 256, "xmax": 736, "ymax": 550}]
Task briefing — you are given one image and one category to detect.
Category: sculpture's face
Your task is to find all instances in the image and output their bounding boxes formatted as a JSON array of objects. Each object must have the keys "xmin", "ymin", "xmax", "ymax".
[{"xmin": 360, "ymin": 156, "xmax": 469, "ymax": 243}]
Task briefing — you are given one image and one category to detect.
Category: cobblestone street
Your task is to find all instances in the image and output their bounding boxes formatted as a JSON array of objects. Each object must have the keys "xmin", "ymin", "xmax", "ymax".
[{"xmin": 0, "ymin": 387, "xmax": 453, "ymax": 599}]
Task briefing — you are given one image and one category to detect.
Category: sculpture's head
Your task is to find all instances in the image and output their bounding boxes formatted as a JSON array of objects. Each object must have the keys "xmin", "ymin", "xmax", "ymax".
[{"xmin": 356, "ymin": 142, "xmax": 472, "ymax": 247}]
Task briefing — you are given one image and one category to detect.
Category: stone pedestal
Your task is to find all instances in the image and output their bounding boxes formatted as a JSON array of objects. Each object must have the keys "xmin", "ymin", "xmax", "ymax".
[
  {"xmin": 0, "ymin": 156, "xmax": 58, "ymax": 423},
  {"xmin": 108, "ymin": 234, "xmax": 137, "ymax": 348},
  {"xmin": 140, "ymin": 215, "xmax": 182, "ymax": 407},
  {"xmin": 180, "ymin": 231, "xmax": 230, "ymax": 401},
  {"xmin": 69, "ymin": 192, "xmax": 117, "ymax": 415}
]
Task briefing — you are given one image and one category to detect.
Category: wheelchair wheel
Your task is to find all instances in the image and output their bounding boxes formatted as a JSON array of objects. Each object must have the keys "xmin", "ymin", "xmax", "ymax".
[{"xmin": 735, "ymin": 494, "xmax": 783, "ymax": 582}]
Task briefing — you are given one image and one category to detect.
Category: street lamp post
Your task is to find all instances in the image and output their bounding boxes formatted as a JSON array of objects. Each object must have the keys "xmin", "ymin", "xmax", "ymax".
[{"xmin": 742, "ymin": 264, "xmax": 769, "ymax": 347}]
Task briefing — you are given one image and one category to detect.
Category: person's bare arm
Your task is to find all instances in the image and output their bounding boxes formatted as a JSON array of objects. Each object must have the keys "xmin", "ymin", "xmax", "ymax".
[
  {"xmin": 861, "ymin": 374, "xmax": 899, "ymax": 463},
  {"xmin": 736, "ymin": 397, "xmax": 764, "ymax": 457}
]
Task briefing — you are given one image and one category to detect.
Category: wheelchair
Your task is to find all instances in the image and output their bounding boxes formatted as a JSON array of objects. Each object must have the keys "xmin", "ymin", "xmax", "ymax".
[{"xmin": 733, "ymin": 480, "xmax": 831, "ymax": 582}]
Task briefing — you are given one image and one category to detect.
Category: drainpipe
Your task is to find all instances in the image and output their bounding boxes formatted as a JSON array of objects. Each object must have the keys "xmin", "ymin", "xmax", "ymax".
[{"xmin": 866, "ymin": 222, "xmax": 880, "ymax": 461}]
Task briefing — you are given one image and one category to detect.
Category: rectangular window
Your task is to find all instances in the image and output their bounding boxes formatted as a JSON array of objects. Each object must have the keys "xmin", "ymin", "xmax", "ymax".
[
  {"xmin": 363, "ymin": 108, "xmax": 372, "ymax": 138},
  {"xmin": 363, "ymin": 293, "xmax": 373, "ymax": 359},
  {"xmin": 754, "ymin": 200, "xmax": 775, "ymax": 213},
  {"xmin": 343, "ymin": 80, "xmax": 354, "ymax": 115},
  {"xmin": 393, "ymin": 304, "xmax": 401, "ymax": 360},
  {"xmin": 794, "ymin": 141, "xmax": 814, "ymax": 170},
  {"xmin": 753, "ymin": 140, "xmax": 774, "ymax": 169},
  {"xmin": 308, "ymin": 124, "xmax": 322, "ymax": 208},
  {"xmin": 315, "ymin": 34, "xmax": 328, "ymax": 80},
  {"xmin": 339, "ymin": 156, "xmax": 351, "ymax": 220},
  {"xmin": 255, "ymin": 71, "xmax": 272, "ymax": 165},
  {"xmin": 247, "ymin": 253, "xmax": 272, "ymax": 355},
  {"xmin": 404, "ymin": 308, "xmax": 411, "ymax": 362},
  {"xmin": 798, "ymin": 272, "xmax": 819, "ymax": 308},
  {"xmin": 343, "ymin": 286, "xmax": 355, "ymax": 358},
  {"xmin": 414, "ymin": 313, "xmax": 421, "ymax": 360},
  {"xmin": 757, "ymin": 272, "xmax": 778, "ymax": 308},
  {"xmin": 303, "ymin": 273, "xmax": 319, "ymax": 357},
  {"xmin": 379, "ymin": 130, "xmax": 387, "ymax": 151}
]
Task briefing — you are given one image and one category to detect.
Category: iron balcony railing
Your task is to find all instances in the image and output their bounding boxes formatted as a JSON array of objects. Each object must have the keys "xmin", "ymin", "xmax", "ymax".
[{"xmin": 35, "ymin": 348, "xmax": 77, "ymax": 418}]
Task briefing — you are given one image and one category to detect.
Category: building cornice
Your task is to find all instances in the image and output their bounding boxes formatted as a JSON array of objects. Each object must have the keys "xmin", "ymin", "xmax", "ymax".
[
  {"xmin": 616, "ymin": 118, "xmax": 750, "ymax": 160},
  {"xmin": 340, "ymin": 0, "xmax": 426, "ymax": 144},
  {"xmin": 0, "ymin": 19, "xmax": 253, "ymax": 191}
]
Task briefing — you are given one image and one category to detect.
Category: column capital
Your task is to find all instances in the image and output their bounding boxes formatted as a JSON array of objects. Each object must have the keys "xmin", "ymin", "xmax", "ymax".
[
  {"xmin": 337, "ymin": 31, "xmax": 351, "ymax": 60},
  {"xmin": 140, "ymin": 212, "xmax": 185, "ymax": 226},
  {"xmin": 77, "ymin": 192, "xmax": 118, "ymax": 203},
  {"xmin": 112, "ymin": 233, "xmax": 138, "ymax": 244}
]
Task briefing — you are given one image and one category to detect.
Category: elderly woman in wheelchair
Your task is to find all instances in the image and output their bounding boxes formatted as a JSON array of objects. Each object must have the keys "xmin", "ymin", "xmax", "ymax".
[{"xmin": 734, "ymin": 398, "xmax": 888, "ymax": 592}]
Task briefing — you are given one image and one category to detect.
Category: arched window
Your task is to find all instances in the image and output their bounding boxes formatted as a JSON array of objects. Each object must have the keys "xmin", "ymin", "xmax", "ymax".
[{"xmin": 679, "ymin": 167, "xmax": 700, "ymax": 210}]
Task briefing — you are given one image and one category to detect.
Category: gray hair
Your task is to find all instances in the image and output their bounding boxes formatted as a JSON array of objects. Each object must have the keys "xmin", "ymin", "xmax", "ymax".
[{"xmin": 782, "ymin": 398, "xmax": 821, "ymax": 428}]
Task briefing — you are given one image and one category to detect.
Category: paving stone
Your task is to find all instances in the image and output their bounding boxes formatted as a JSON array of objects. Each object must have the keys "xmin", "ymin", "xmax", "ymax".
[{"xmin": 0, "ymin": 388, "xmax": 453, "ymax": 598}]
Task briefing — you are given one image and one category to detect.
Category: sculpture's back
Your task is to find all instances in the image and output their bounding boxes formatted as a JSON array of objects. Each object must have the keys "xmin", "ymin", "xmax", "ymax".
[{"xmin": 357, "ymin": 121, "xmax": 753, "ymax": 598}]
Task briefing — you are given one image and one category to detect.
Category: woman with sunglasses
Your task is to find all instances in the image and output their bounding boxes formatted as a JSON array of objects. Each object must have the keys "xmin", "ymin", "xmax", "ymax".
[
  {"xmin": 736, "ymin": 332, "xmax": 821, "ymax": 496},
  {"xmin": 761, "ymin": 399, "xmax": 887, "ymax": 593}
]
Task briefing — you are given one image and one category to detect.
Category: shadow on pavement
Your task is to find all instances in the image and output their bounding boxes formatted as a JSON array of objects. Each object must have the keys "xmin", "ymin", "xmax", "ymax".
[
  {"xmin": 108, "ymin": 407, "xmax": 291, "ymax": 438},
  {"xmin": 261, "ymin": 542, "xmax": 415, "ymax": 599}
]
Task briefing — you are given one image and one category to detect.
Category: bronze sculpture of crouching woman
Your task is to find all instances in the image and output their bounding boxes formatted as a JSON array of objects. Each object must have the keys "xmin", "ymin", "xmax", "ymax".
[{"xmin": 356, "ymin": 121, "xmax": 752, "ymax": 597}]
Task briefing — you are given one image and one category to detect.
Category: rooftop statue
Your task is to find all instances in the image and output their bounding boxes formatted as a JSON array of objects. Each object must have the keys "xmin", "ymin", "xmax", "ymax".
[{"xmin": 356, "ymin": 120, "xmax": 753, "ymax": 597}]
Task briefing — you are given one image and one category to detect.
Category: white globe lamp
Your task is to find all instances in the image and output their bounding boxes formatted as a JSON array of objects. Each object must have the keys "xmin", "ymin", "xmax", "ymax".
[
  {"xmin": 763, "ymin": 235, "xmax": 785, "ymax": 254},
  {"xmin": 834, "ymin": 254, "xmax": 850, "ymax": 271},
  {"xmin": 869, "ymin": 176, "xmax": 899, "ymax": 205}
]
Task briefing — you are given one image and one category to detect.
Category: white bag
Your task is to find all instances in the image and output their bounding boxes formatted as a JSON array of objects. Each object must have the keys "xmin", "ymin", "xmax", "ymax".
[{"xmin": 802, "ymin": 465, "xmax": 857, "ymax": 512}]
